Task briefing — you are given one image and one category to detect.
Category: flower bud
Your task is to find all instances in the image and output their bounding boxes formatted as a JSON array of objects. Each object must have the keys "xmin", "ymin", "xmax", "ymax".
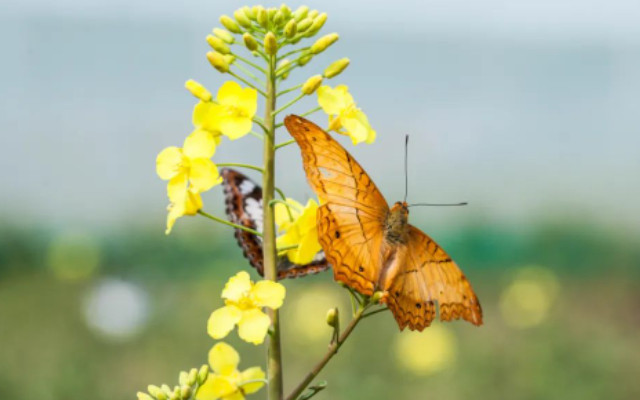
[
  {"xmin": 170, "ymin": 387, "xmax": 180, "ymax": 400},
  {"xmin": 251, "ymin": 6, "xmax": 264, "ymax": 21},
  {"xmin": 243, "ymin": 33, "xmax": 259, "ymax": 52},
  {"xmin": 324, "ymin": 58, "xmax": 350, "ymax": 78},
  {"xmin": 212, "ymin": 28, "xmax": 234, "ymax": 44},
  {"xmin": 148, "ymin": 386, "xmax": 163, "ymax": 398},
  {"xmin": 326, "ymin": 307, "xmax": 339, "ymax": 327},
  {"xmin": 243, "ymin": 5, "xmax": 256, "ymax": 21},
  {"xmin": 311, "ymin": 33, "xmax": 339, "ymax": 55},
  {"xmin": 277, "ymin": 59, "xmax": 291, "ymax": 80},
  {"xmin": 233, "ymin": 9, "xmax": 252, "ymax": 28},
  {"xmin": 178, "ymin": 371, "xmax": 188, "ymax": 386},
  {"xmin": 180, "ymin": 386, "xmax": 192, "ymax": 400},
  {"xmin": 307, "ymin": 13, "xmax": 328, "ymax": 36},
  {"xmin": 371, "ymin": 291, "xmax": 385, "ymax": 304},
  {"xmin": 197, "ymin": 364, "xmax": 210, "ymax": 385},
  {"xmin": 297, "ymin": 53, "xmax": 312, "ymax": 66},
  {"xmin": 264, "ymin": 32, "xmax": 277, "ymax": 55},
  {"xmin": 207, "ymin": 51, "xmax": 230, "ymax": 73},
  {"xmin": 297, "ymin": 18, "xmax": 313, "ymax": 33},
  {"xmin": 267, "ymin": 7, "xmax": 278, "ymax": 22},
  {"xmin": 137, "ymin": 392, "xmax": 154, "ymax": 400},
  {"xmin": 301, "ymin": 75, "xmax": 323, "ymax": 95},
  {"xmin": 187, "ymin": 368, "xmax": 198, "ymax": 386},
  {"xmin": 308, "ymin": 10, "xmax": 319, "ymax": 20},
  {"xmin": 184, "ymin": 80, "xmax": 212, "ymax": 102},
  {"xmin": 161, "ymin": 385, "xmax": 172, "ymax": 396},
  {"xmin": 257, "ymin": 8, "xmax": 269, "ymax": 29},
  {"xmin": 155, "ymin": 392, "xmax": 167, "ymax": 400},
  {"xmin": 284, "ymin": 19, "xmax": 297, "ymax": 38},
  {"xmin": 292, "ymin": 5, "xmax": 309, "ymax": 22},
  {"xmin": 220, "ymin": 15, "xmax": 242, "ymax": 34},
  {"xmin": 206, "ymin": 35, "xmax": 230, "ymax": 54},
  {"xmin": 280, "ymin": 4, "xmax": 291, "ymax": 18},
  {"xmin": 274, "ymin": 11, "xmax": 286, "ymax": 27}
]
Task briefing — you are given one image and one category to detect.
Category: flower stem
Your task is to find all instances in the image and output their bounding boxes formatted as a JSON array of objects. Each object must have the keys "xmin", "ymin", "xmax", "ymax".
[
  {"xmin": 273, "ymin": 93, "xmax": 305, "ymax": 116},
  {"xmin": 275, "ymin": 139, "xmax": 295, "ymax": 150},
  {"xmin": 229, "ymin": 71, "xmax": 267, "ymax": 97},
  {"xmin": 263, "ymin": 52, "xmax": 284, "ymax": 400},
  {"xmin": 217, "ymin": 163, "xmax": 264, "ymax": 173},
  {"xmin": 234, "ymin": 54, "xmax": 267, "ymax": 74},
  {"xmin": 197, "ymin": 210, "xmax": 262, "ymax": 237}
]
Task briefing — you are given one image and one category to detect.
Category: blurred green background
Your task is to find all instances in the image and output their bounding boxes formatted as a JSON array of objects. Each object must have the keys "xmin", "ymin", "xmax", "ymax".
[{"xmin": 1, "ymin": 0, "xmax": 640, "ymax": 399}]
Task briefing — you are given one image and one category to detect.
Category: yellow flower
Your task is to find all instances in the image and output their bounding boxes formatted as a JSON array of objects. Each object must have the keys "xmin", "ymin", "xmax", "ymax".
[
  {"xmin": 275, "ymin": 199, "xmax": 322, "ymax": 265},
  {"xmin": 193, "ymin": 81, "xmax": 258, "ymax": 140},
  {"xmin": 317, "ymin": 85, "xmax": 376, "ymax": 145},
  {"xmin": 156, "ymin": 129, "xmax": 222, "ymax": 233},
  {"xmin": 208, "ymin": 271, "xmax": 285, "ymax": 345},
  {"xmin": 196, "ymin": 342, "xmax": 265, "ymax": 400}
]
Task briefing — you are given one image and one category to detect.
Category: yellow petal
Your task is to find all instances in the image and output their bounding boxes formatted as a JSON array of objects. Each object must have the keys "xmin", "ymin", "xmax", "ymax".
[
  {"xmin": 292, "ymin": 227, "xmax": 322, "ymax": 264},
  {"xmin": 193, "ymin": 101, "xmax": 224, "ymax": 131},
  {"xmin": 239, "ymin": 367, "xmax": 265, "ymax": 394},
  {"xmin": 274, "ymin": 198, "xmax": 303, "ymax": 232},
  {"xmin": 317, "ymin": 85, "xmax": 346, "ymax": 115},
  {"xmin": 207, "ymin": 305, "xmax": 242, "ymax": 340},
  {"xmin": 218, "ymin": 116, "xmax": 253, "ymax": 140},
  {"xmin": 208, "ymin": 342, "xmax": 240, "ymax": 375},
  {"xmin": 197, "ymin": 375, "xmax": 236, "ymax": 400},
  {"xmin": 251, "ymin": 280, "xmax": 286, "ymax": 309},
  {"xmin": 183, "ymin": 129, "xmax": 217, "ymax": 159},
  {"xmin": 165, "ymin": 201, "xmax": 183, "ymax": 235},
  {"xmin": 238, "ymin": 309, "xmax": 271, "ymax": 345},
  {"xmin": 156, "ymin": 147, "xmax": 185, "ymax": 180},
  {"xmin": 221, "ymin": 271, "xmax": 252, "ymax": 302},
  {"xmin": 217, "ymin": 82, "xmax": 257, "ymax": 117},
  {"xmin": 221, "ymin": 392, "xmax": 244, "ymax": 400},
  {"xmin": 184, "ymin": 190, "xmax": 203, "ymax": 215},
  {"xmin": 167, "ymin": 174, "xmax": 188, "ymax": 202},
  {"xmin": 189, "ymin": 158, "xmax": 222, "ymax": 193}
]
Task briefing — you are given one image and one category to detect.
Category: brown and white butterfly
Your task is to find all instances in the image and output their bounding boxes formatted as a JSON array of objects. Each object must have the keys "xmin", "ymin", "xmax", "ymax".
[
  {"xmin": 284, "ymin": 115, "xmax": 483, "ymax": 330},
  {"xmin": 221, "ymin": 167, "xmax": 330, "ymax": 280}
]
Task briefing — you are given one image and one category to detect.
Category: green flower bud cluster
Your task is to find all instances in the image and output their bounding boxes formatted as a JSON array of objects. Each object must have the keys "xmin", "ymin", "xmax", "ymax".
[{"xmin": 137, "ymin": 365, "xmax": 209, "ymax": 400}]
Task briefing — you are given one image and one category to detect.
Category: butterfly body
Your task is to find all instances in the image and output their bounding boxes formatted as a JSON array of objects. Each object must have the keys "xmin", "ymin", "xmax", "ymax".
[{"xmin": 285, "ymin": 115, "xmax": 483, "ymax": 331}]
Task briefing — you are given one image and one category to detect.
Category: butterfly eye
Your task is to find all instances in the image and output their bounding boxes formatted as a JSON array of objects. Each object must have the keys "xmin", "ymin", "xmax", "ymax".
[{"xmin": 334, "ymin": 231, "xmax": 340, "ymax": 238}]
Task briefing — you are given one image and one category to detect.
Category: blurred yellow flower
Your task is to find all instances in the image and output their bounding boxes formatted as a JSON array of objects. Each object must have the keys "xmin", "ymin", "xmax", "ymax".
[
  {"xmin": 196, "ymin": 342, "xmax": 265, "ymax": 400},
  {"xmin": 193, "ymin": 81, "xmax": 258, "ymax": 140},
  {"xmin": 394, "ymin": 324, "xmax": 456, "ymax": 375},
  {"xmin": 317, "ymin": 85, "xmax": 376, "ymax": 144},
  {"xmin": 156, "ymin": 129, "xmax": 222, "ymax": 234},
  {"xmin": 500, "ymin": 266, "xmax": 560, "ymax": 329},
  {"xmin": 275, "ymin": 199, "xmax": 322, "ymax": 265},
  {"xmin": 208, "ymin": 271, "xmax": 285, "ymax": 345}
]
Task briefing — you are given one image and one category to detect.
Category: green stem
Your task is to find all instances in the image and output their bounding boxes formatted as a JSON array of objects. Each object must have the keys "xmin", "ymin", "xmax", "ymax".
[
  {"xmin": 263, "ymin": 52, "xmax": 284, "ymax": 400},
  {"xmin": 216, "ymin": 163, "xmax": 264, "ymax": 173},
  {"xmin": 277, "ymin": 244, "xmax": 299, "ymax": 252},
  {"xmin": 249, "ymin": 131, "xmax": 264, "ymax": 140},
  {"xmin": 273, "ymin": 93, "xmax": 305, "ymax": 116},
  {"xmin": 234, "ymin": 54, "xmax": 267, "ymax": 74},
  {"xmin": 275, "ymin": 139, "xmax": 295, "ymax": 150},
  {"xmin": 197, "ymin": 210, "xmax": 262, "ymax": 237},
  {"xmin": 229, "ymin": 71, "xmax": 267, "ymax": 97},
  {"xmin": 233, "ymin": 62, "xmax": 266, "ymax": 87},
  {"xmin": 277, "ymin": 84, "xmax": 303, "ymax": 98},
  {"xmin": 275, "ymin": 106, "xmax": 321, "ymax": 128},
  {"xmin": 278, "ymin": 47, "xmax": 309, "ymax": 61}
]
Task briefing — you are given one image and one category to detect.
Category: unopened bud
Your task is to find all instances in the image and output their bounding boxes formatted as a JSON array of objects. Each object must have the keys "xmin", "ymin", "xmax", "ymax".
[
  {"xmin": 308, "ymin": 10, "xmax": 319, "ymax": 20},
  {"xmin": 298, "ymin": 53, "xmax": 312, "ymax": 66},
  {"xmin": 243, "ymin": 33, "xmax": 259, "ymax": 52},
  {"xmin": 187, "ymin": 368, "xmax": 198, "ymax": 386},
  {"xmin": 212, "ymin": 28, "xmax": 234, "ymax": 44},
  {"xmin": 292, "ymin": 5, "xmax": 309, "ymax": 22},
  {"xmin": 301, "ymin": 75, "xmax": 323, "ymax": 95},
  {"xmin": 233, "ymin": 9, "xmax": 252, "ymax": 28},
  {"xmin": 170, "ymin": 386, "xmax": 180, "ymax": 400},
  {"xmin": 274, "ymin": 11, "xmax": 286, "ymax": 27},
  {"xmin": 242, "ymin": 6, "xmax": 255, "ymax": 21},
  {"xmin": 264, "ymin": 32, "xmax": 277, "ymax": 55},
  {"xmin": 197, "ymin": 364, "xmax": 210, "ymax": 385},
  {"xmin": 180, "ymin": 386, "xmax": 192, "ymax": 400},
  {"xmin": 326, "ymin": 307, "xmax": 339, "ymax": 327},
  {"xmin": 277, "ymin": 59, "xmax": 291, "ymax": 80},
  {"xmin": 280, "ymin": 4, "xmax": 291, "ymax": 17},
  {"xmin": 257, "ymin": 8, "xmax": 269, "ymax": 28},
  {"xmin": 220, "ymin": 15, "xmax": 242, "ymax": 34},
  {"xmin": 185, "ymin": 80, "xmax": 212, "ymax": 102},
  {"xmin": 155, "ymin": 392, "xmax": 167, "ymax": 400},
  {"xmin": 251, "ymin": 6, "xmax": 264, "ymax": 21},
  {"xmin": 284, "ymin": 19, "xmax": 297, "ymax": 38},
  {"xmin": 206, "ymin": 35, "xmax": 230, "ymax": 54},
  {"xmin": 148, "ymin": 385, "xmax": 163, "ymax": 398},
  {"xmin": 207, "ymin": 51, "xmax": 230, "ymax": 73},
  {"xmin": 137, "ymin": 392, "xmax": 154, "ymax": 400},
  {"xmin": 161, "ymin": 385, "xmax": 172, "ymax": 396},
  {"xmin": 178, "ymin": 371, "xmax": 188, "ymax": 386},
  {"xmin": 297, "ymin": 18, "xmax": 313, "ymax": 33},
  {"xmin": 267, "ymin": 7, "xmax": 277, "ymax": 22},
  {"xmin": 371, "ymin": 291, "xmax": 385, "ymax": 304},
  {"xmin": 311, "ymin": 33, "xmax": 339, "ymax": 55},
  {"xmin": 324, "ymin": 58, "xmax": 350, "ymax": 78},
  {"xmin": 307, "ymin": 13, "xmax": 328, "ymax": 36}
]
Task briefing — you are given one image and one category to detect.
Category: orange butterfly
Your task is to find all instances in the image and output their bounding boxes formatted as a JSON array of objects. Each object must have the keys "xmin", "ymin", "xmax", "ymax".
[{"xmin": 284, "ymin": 115, "xmax": 483, "ymax": 331}]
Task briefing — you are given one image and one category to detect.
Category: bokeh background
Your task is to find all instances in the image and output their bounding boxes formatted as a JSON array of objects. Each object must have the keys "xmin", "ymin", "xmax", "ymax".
[{"xmin": 1, "ymin": 0, "xmax": 639, "ymax": 399}]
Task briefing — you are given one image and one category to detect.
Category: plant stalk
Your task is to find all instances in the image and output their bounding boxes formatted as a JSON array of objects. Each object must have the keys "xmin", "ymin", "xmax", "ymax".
[{"xmin": 263, "ymin": 52, "xmax": 284, "ymax": 400}]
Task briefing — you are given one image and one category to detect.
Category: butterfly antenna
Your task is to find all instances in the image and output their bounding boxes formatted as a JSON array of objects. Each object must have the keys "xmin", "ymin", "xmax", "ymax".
[
  {"xmin": 409, "ymin": 202, "xmax": 468, "ymax": 207},
  {"xmin": 403, "ymin": 134, "xmax": 409, "ymax": 203}
]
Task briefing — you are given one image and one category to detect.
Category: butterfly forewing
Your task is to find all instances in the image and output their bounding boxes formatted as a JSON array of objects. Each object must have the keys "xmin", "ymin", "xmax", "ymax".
[{"xmin": 221, "ymin": 168, "xmax": 330, "ymax": 280}]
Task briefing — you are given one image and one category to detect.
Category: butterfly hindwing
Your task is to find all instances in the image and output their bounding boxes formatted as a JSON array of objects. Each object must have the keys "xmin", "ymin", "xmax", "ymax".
[{"xmin": 221, "ymin": 168, "xmax": 330, "ymax": 280}]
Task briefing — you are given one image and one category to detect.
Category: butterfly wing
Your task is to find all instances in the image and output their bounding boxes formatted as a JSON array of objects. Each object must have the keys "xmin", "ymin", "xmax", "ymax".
[
  {"xmin": 383, "ymin": 225, "xmax": 483, "ymax": 330},
  {"xmin": 285, "ymin": 115, "xmax": 390, "ymax": 295},
  {"xmin": 221, "ymin": 168, "xmax": 330, "ymax": 279}
]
